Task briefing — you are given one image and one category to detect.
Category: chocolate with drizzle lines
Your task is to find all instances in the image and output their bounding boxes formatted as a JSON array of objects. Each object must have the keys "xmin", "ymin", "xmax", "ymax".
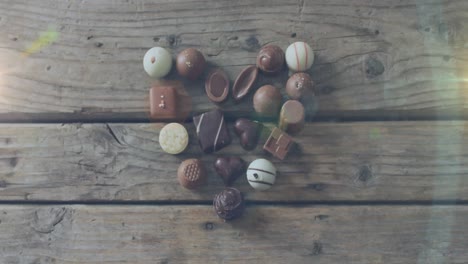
[{"xmin": 193, "ymin": 109, "xmax": 231, "ymax": 153}]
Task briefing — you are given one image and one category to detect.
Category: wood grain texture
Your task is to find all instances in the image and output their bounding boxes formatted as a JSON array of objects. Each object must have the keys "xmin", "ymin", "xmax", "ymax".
[
  {"xmin": 1, "ymin": 121, "xmax": 467, "ymax": 202},
  {"xmin": 0, "ymin": 0, "xmax": 467, "ymax": 121},
  {"xmin": 0, "ymin": 205, "xmax": 466, "ymax": 263}
]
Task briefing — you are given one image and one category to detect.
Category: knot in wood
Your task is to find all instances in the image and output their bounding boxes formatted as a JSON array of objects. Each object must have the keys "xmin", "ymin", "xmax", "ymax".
[
  {"xmin": 243, "ymin": 36, "xmax": 260, "ymax": 52},
  {"xmin": 365, "ymin": 57, "xmax": 384, "ymax": 78},
  {"xmin": 357, "ymin": 165, "xmax": 373, "ymax": 182},
  {"xmin": 310, "ymin": 241, "xmax": 323, "ymax": 255},
  {"xmin": 307, "ymin": 183, "xmax": 326, "ymax": 191}
]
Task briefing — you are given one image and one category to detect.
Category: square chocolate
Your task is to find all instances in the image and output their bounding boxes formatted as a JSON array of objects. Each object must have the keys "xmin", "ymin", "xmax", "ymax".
[
  {"xmin": 263, "ymin": 127, "xmax": 294, "ymax": 160},
  {"xmin": 149, "ymin": 86, "xmax": 178, "ymax": 120},
  {"xmin": 193, "ymin": 109, "xmax": 231, "ymax": 153}
]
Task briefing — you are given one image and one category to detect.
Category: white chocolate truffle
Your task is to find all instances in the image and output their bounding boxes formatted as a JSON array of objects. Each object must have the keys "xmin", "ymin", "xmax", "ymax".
[
  {"xmin": 285, "ymin": 42, "xmax": 314, "ymax": 72},
  {"xmin": 159, "ymin": 123, "xmax": 189, "ymax": 154},
  {"xmin": 247, "ymin": 158, "xmax": 276, "ymax": 191},
  {"xmin": 143, "ymin": 47, "xmax": 173, "ymax": 78}
]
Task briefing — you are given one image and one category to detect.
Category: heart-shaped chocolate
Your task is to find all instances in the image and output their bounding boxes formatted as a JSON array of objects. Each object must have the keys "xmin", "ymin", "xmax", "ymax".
[
  {"xmin": 214, "ymin": 157, "xmax": 246, "ymax": 186},
  {"xmin": 234, "ymin": 118, "xmax": 262, "ymax": 151}
]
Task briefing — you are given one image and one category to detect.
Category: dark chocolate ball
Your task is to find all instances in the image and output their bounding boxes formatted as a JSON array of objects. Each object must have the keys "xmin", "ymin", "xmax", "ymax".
[
  {"xmin": 176, "ymin": 48, "xmax": 206, "ymax": 80},
  {"xmin": 256, "ymin": 45, "xmax": 285, "ymax": 74},
  {"xmin": 285, "ymin": 72, "xmax": 314, "ymax": 100},
  {"xmin": 213, "ymin": 187, "xmax": 244, "ymax": 220},
  {"xmin": 177, "ymin": 158, "xmax": 207, "ymax": 189},
  {"xmin": 253, "ymin": 85, "xmax": 282, "ymax": 117}
]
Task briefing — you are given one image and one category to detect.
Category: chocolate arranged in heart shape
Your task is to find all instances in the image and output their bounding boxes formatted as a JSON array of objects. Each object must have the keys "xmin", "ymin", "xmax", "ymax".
[
  {"xmin": 234, "ymin": 118, "xmax": 262, "ymax": 151},
  {"xmin": 214, "ymin": 157, "xmax": 246, "ymax": 186}
]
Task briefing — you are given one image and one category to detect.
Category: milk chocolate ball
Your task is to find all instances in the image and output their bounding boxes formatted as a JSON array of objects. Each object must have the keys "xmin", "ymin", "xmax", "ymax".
[
  {"xmin": 176, "ymin": 48, "xmax": 206, "ymax": 80},
  {"xmin": 253, "ymin": 85, "xmax": 282, "ymax": 117},
  {"xmin": 286, "ymin": 72, "xmax": 314, "ymax": 100},
  {"xmin": 256, "ymin": 45, "xmax": 285, "ymax": 74}
]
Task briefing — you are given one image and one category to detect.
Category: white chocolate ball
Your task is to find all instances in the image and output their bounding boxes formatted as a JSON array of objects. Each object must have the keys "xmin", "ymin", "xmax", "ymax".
[
  {"xmin": 285, "ymin": 42, "xmax": 314, "ymax": 72},
  {"xmin": 143, "ymin": 47, "xmax": 173, "ymax": 79},
  {"xmin": 247, "ymin": 158, "xmax": 276, "ymax": 191},
  {"xmin": 159, "ymin": 123, "xmax": 189, "ymax": 154}
]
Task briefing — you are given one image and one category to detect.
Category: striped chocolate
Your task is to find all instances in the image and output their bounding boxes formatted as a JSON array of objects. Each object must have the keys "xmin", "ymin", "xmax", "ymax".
[
  {"xmin": 193, "ymin": 109, "xmax": 231, "ymax": 153},
  {"xmin": 285, "ymin": 41, "xmax": 314, "ymax": 72},
  {"xmin": 247, "ymin": 158, "xmax": 277, "ymax": 191}
]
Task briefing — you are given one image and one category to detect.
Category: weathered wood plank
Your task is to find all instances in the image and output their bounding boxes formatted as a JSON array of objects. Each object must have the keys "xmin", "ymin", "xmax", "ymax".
[
  {"xmin": 0, "ymin": 205, "xmax": 466, "ymax": 263},
  {"xmin": 0, "ymin": 0, "xmax": 467, "ymax": 121},
  {"xmin": 0, "ymin": 121, "xmax": 467, "ymax": 202}
]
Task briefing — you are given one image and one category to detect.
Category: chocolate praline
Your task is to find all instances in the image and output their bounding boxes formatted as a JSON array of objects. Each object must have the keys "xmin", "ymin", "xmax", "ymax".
[
  {"xmin": 253, "ymin": 85, "xmax": 283, "ymax": 117},
  {"xmin": 176, "ymin": 48, "xmax": 206, "ymax": 80},
  {"xmin": 256, "ymin": 45, "xmax": 285, "ymax": 74},
  {"xmin": 193, "ymin": 109, "xmax": 231, "ymax": 153},
  {"xmin": 286, "ymin": 72, "xmax": 314, "ymax": 100},
  {"xmin": 263, "ymin": 128, "xmax": 294, "ymax": 160},
  {"xmin": 232, "ymin": 65, "xmax": 258, "ymax": 102},
  {"xmin": 213, "ymin": 187, "xmax": 244, "ymax": 220},
  {"xmin": 205, "ymin": 69, "xmax": 229, "ymax": 103},
  {"xmin": 234, "ymin": 118, "xmax": 261, "ymax": 151},
  {"xmin": 279, "ymin": 100, "xmax": 305, "ymax": 135},
  {"xmin": 177, "ymin": 158, "xmax": 207, "ymax": 190},
  {"xmin": 214, "ymin": 157, "xmax": 246, "ymax": 186}
]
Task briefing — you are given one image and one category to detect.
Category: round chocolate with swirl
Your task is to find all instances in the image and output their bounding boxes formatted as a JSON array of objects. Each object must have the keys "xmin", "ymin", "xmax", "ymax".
[
  {"xmin": 177, "ymin": 158, "xmax": 207, "ymax": 189},
  {"xmin": 256, "ymin": 45, "xmax": 285, "ymax": 74},
  {"xmin": 213, "ymin": 187, "xmax": 244, "ymax": 220}
]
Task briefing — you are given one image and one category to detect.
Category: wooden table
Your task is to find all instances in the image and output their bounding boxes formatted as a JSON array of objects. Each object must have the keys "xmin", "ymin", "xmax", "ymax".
[{"xmin": 0, "ymin": 0, "xmax": 467, "ymax": 263}]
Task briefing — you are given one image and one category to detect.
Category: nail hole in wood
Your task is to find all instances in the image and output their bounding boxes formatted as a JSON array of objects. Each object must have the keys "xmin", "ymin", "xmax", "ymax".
[{"xmin": 205, "ymin": 222, "xmax": 214, "ymax": 230}]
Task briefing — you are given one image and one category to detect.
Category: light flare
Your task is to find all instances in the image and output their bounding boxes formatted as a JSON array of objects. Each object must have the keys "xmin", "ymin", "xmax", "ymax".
[{"xmin": 22, "ymin": 26, "xmax": 59, "ymax": 57}]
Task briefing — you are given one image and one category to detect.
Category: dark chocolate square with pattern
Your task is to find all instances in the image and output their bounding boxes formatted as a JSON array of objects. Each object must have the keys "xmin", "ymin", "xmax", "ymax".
[{"xmin": 193, "ymin": 109, "xmax": 231, "ymax": 153}]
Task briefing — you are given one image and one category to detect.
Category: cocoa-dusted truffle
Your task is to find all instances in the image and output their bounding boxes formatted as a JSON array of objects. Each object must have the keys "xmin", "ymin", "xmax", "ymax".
[
  {"xmin": 256, "ymin": 45, "xmax": 285, "ymax": 74},
  {"xmin": 177, "ymin": 158, "xmax": 207, "ymax": 190},
  {"xmin": 253, "ymin": 85, "xmax": 282, "ymax": 117},
  {"xmin": 176, "ymin": 48, "xmax": 206, "ymax": 80},
  {"xmin": 213, "ymin": 187, "xmax": 244, "ymax": 220},
  {"xmin": 286, "ymin": 72, "xmax": 314, "ymax": 100}
]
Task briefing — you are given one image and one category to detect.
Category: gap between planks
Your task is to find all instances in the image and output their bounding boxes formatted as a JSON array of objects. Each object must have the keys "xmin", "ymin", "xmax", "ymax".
[
  {"xmin": 0, "ymin": 200, "xmax": 465, "ymax": 207},
  {"xmin": 1, "ymin": 109, "xmax": 468, "ymax": 124}
]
